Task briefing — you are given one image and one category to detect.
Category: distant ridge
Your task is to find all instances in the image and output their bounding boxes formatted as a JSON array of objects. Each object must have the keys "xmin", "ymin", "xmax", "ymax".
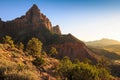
[{"xmin": 86, "ymin": 38, "xmax": 120, "ymax": 47}]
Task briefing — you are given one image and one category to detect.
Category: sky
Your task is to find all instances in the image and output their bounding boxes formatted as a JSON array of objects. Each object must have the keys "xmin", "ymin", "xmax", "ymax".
[{"xmin": 0, "ymin": 0, "xmax": 120, "ymax": 41}]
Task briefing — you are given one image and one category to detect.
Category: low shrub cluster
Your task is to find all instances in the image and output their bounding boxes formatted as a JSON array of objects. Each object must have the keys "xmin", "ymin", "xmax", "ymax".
[{"xmin": 57, "ymin": 56, "xmax": 113, "ymax": 80}]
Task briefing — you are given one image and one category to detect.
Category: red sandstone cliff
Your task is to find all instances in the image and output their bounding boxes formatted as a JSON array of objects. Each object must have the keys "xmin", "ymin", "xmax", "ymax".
[{"xmin": 49, "ymin": 34, "xmax": 99, "ymax": 63}]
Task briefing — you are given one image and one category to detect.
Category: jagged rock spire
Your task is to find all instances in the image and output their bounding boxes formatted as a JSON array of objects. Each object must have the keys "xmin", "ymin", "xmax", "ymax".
[
  {"xmin": 24, "ymin": 4, "xmax": 52, "ymax": 30},
  {"xmin": 27, "ymin": 4, "xmax": 40, "ymax": 14},
  {"xmin": 31, "ymin": 4, "xmax": 39, "ymax": 10},
  {"xmin": 26, "ymin": 4, "xmax": 41, "ymax": 23},
  {"xmin": 52, "ymin": 25, "xmax": 61, "ymax": 35}
]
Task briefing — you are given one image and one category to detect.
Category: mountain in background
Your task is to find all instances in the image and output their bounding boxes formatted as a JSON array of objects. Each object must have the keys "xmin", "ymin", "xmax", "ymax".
[
  {"xmin": 103, "ymin": 45, "xmax": 120, "ymax": 55},
  {"xmin": 85, "ymin": 38, "xmax": 120, "ymax": 47},
  {"xmin": 86, "ymin": 38, "xmax": 120, "ymax": 55},
  {"xmin": 86, "ymin": 38, "xmax": 120, "ymax": 78},
  {"xmin": 88, "ymin": 46, "xmax": 120, "ymax": 61},
  {"xmin": 0, "ymin": 4, "xmax": 99, "ymax": 63}
]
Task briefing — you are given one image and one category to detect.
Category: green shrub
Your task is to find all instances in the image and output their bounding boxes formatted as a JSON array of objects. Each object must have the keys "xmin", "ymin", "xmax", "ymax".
[
  {"xmin": 26, "ymin": 37, "xmax": 42, "ymax": 57},
  {"xmin": 49, "ymin": 47, "xmax": 58, "ymax": 57},
  {"xmin": 16, "ymin": 42, "xmax": 24, "ymax": 51},
  {"xmin": 41, "ymin": 51, "xmax": 47, "ymax": 56},
  {"xmin": 57, "ymin": 56, "xmax": 73, "ymax": 79},
  {"xmin": 32, "ymin": 57, "xmax": 46, "ymax": 66},
  {"xmin": 2, "ymin": 35, "xmax": 14, "ymax": 48},
  {"xmin": 57, "ymin": 56, "xmax": 113, "ymax": 80}
]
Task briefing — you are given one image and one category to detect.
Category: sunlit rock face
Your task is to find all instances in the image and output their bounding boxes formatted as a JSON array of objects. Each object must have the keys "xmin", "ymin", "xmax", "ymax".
[
  {"xmin": 13, "ymin": 4, "xmax": 52, "ymax": 30},
  {"xmin": 25, "ymin": 4, "xmax": 52, "ymax": 30},
  {"xmin": 0, "ymin": 4, "xmax": 52, "ymax": 41}
]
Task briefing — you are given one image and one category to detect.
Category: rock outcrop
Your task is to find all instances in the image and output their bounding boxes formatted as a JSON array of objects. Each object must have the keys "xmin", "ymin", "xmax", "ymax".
[
  {"xmin": 52, "ymin": 25, "xmax": 61, "ymax": 35},
  {"xmin": 13, "ymin": 4, "xmax": 52, "ymax": 30},
  {"xmin": 0, "ymin": 4, "xmax": 52, "ymax": 41},
  {"xmin": 49, "ymin": 34, "xmax": 99, "ymax": 63}
]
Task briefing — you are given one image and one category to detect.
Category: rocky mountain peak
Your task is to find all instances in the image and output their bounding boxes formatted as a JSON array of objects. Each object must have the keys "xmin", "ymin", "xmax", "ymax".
[
  {"xmin": 31, "ymin": 4, "xmax": 39, "ymax": 10},
  {"xmin": 26, "ymin": 4, "xmax": 41, "ymax": 23},
  {"xmin": 26, "ymin": 4, "xmax": 40, "ymax": 16},
  {"xmin": 24, "ymin": 4, "xmax": 52, "ymax": 30}
]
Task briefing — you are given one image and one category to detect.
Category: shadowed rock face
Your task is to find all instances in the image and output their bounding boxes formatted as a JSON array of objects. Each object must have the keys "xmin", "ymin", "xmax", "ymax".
[
  {"xmin": 52, "ymin": 43, "xmax": 98, "ymax": 62},
  {"xmin": 52, "ymin": 25, "xmax": 61, "ymax": 35},
  {"xmin": 49, "ymin": 34, "xmax": 99, "ymax": 63}
]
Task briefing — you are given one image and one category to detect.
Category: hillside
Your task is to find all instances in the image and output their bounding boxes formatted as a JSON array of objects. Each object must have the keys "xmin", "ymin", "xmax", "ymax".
[
  {"xmin": 46, "ymin": 34, "xmax": 99, "ymax": 62},
  {"xmin": 86, "ymin": 38, "xmax": 120, "ymax": 78},
  {"xmin": 87, "ymin": 46, "xmax": 120, "ymax": 78},
  {"xmin": 86, "ymin": 38, "xmax": 120, "ymax": 55},
  {"xmin": 103, "ymin": 45, "xmax": 120, "ymax": 55},
  {"xmin": 88, "ymin": 46, "xmax": 120, "ymax": 61},
  {"xmin": 0, "ymin": 44, "xmax": 59, "ymax": 80},
  {"xmin": 86, "ymin": 38, "xmax": 120, "ymax": 47},
  {"xmin": 0, "ymin": 43, "xmax": 117, "ymax": 80}
]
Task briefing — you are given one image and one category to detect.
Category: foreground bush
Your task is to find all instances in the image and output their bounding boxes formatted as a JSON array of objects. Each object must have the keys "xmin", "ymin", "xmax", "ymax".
[{"xmin": 57, "ymin": 56, "xmax": 113, "ymax": 80}]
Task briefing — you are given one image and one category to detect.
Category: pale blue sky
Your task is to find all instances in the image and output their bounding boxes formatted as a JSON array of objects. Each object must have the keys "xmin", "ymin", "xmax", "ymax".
[{"xmin": 0, "ymin": 0, "xmax": 120, "ymax": 41}]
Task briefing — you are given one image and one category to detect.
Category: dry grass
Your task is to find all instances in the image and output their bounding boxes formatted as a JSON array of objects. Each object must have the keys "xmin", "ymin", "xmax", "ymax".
[
  {"xmin": 0, "ymin": 43, "xmax": 60, "ymax": 80},
  {"xmin": 0, "ymin": 44, "xmax": 40, "ymax": 80}
]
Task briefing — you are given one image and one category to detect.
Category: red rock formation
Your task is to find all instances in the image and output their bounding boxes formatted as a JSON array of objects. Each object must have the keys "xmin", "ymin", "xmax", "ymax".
[
  {"xmin": 25, "ymin": 4, "xmax": 52, "ymax": 30},
  {"xmin": 48, "ymin": 34, "xmax": 99, "ymax": 63},
  {"xmin": 52, "ymin": 25, "xmax": 61, "ymax": 35},
  {"xmin": 0, "ymin": 4, "xmax": 52, "ymax": 41},
  {"xmin": 51, "ymin": 42, "xmax": 98, "ymax": 62},
  {"xmin": 0, "ymin": 4, "xmax": 100, "ymax": 63},
  {"xmin": 13, "ymin": 4, "xmax": 52, "ymax": 30}
]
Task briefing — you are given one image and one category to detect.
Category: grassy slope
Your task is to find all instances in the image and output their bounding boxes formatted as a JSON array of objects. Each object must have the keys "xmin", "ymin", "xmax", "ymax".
[
  {"xmin": 86, "ymin": 38, "xmax": 120, "ymax": 47},
  {"xmin": 88, "ymin": 46, "xmax": 120, "ymax": 61},
  {"xmin": 88, "ymin": 46, "xmax": 120, "ymax": 78},
  {"xmin": 0, "ymin": 44, "xmax": 59, "ymax": 80},
  {"xmin": 0, "ymin": 44, "xmax": 39, "ymax": 80},
  {"xmin": 103, "ymin": 45, "xmax": 120, "ymax": 55},
  {"xmin": 85, "ymin": 39, "xmax": 120, "ymax": 61}
]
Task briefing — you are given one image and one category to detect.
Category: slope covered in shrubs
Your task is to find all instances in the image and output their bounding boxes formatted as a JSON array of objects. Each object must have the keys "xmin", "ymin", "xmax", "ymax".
[{"xmin": 0, "ymin": 36, "xmax": 117, "ymax": 80}]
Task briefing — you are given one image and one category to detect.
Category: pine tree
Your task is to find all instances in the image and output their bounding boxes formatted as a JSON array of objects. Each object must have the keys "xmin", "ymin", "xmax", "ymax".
[{"xmin": 26, "ymin": 37, "xmax": 42, "ymax": 57}]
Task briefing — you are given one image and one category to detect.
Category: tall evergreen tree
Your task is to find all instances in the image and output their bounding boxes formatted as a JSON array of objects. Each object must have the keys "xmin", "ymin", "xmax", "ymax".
[{"xmin": 26, "ymin": 37, "xmax": 42, "ymax": 57}]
